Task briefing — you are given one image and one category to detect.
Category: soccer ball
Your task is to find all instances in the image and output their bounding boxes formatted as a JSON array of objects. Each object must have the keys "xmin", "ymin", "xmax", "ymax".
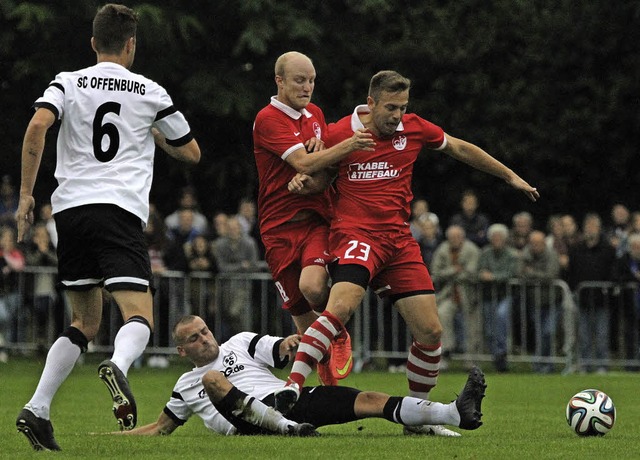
[{"xmin": 566, "ymin": 389, "xmax": 615, "ymax": 436}]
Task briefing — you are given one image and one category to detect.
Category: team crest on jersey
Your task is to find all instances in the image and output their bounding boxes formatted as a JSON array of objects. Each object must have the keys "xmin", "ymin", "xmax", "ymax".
[
  {"xmin": 313, "ymin": 122, "xmax": 322, "ymax": 138},
  {"xmin": 223, "ymin": 352, "xmax": 237, "ymax": 367},
  {"xmin": 392, "ymin": 135, "xmax": 407, "ymax": 151}
]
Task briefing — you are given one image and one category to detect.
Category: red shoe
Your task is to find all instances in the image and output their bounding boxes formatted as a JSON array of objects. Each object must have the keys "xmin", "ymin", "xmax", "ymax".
[
  {"xmin": 316, "ymin": 345, "xmax": 338, "ymax": 385},
  {"xmin": 331, "ymin": 330, "xmax": 353, "ymax": 380}
]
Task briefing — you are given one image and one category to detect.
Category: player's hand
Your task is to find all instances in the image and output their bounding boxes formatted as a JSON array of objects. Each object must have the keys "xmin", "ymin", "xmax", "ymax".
[
  {"xmin": 280, "ymin": 334, "xmax": 301, "ymax": 360},
  {"xmin": 305, "ymin": 137, "xmax": 325, "ymax": 153},
  {"xmin": 288, "ymin": 173, "xmax": 311, "ymax": 193},
  {"xmin": 350, "ymin": 128, "xmax": 376, "ymax": 151},
  {"xmin": 15, "ymin": 194, "xmax": 35, "ymax": 242},
  {"xmin": 506, "ymin": 175, "xmax": 540, "ymax": 202}
]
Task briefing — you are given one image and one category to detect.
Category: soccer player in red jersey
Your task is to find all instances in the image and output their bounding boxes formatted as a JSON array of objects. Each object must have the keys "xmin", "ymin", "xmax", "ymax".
[
  {"xmin": 281, "ymin": 70, "xmax": 538, "ymax": 436},
  {"xmin": 252, "ymin": 51, "xmax": 374, "ymax": 384}
]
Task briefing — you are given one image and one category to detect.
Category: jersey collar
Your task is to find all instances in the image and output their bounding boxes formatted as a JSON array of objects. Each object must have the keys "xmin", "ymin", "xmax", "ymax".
[
  {"xmin": 350, "ymin": 104, "xmax": 405, "ymax": 133},
  {"xmin": 270, "ymin": 96, "xmax": 312, "ymax": 120}
]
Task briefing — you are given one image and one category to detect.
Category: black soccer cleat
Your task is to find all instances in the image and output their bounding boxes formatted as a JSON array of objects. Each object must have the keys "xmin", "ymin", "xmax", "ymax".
[
  {"xmin": 286, "ymin": 422, "xmax": 320, "ymax": 437},
  {"xmin": 98, "ymin": 359, "xmax": 137, "ymax": 430},
  {"xmin": 16, "ymin": 407, "xmax": 61, "ymax": 451},
  {"xmin": 455, "ymin": 365, "xmax": 487, "ymax": 430}
]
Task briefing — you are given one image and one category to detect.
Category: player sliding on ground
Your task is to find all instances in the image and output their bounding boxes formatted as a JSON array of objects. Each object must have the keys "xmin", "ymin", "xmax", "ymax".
[{"xmin": 118, "ymin": 315, "xmax": 486, "ymax": 437}]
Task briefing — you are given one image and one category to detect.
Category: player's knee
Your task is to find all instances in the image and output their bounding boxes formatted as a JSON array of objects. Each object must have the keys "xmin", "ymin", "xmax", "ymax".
[
  {"xmin": 299, "ymin": 281, "xmax": 328, "ymax": 307},
  {"xmin": 414, "ymin": 321, "xmax": 442, "ymax": 345}
]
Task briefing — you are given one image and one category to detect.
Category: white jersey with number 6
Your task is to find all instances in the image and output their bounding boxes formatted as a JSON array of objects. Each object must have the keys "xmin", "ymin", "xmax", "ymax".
[{"xmin": 34, "ymin": 61, "xmax": 193, "ymax": 225}]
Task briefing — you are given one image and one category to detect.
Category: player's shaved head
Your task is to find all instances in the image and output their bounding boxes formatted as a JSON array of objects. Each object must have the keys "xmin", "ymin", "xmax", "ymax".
[{"xmin": 275, "ymin": 51, "xmax": 313, "ymax": 78}]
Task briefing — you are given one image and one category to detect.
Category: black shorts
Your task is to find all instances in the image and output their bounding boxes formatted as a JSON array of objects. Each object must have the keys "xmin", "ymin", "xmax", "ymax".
[
  {"xmin": 261, "ymin": 385, "xmax": 360, "ymax": 429},
  {"xmin": 55, "ymin": 204, "xmax": 152, "ymax": 292}
]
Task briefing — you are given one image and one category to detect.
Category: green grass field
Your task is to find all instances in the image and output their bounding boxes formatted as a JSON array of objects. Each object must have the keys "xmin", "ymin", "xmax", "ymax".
[{"xmin": 1, "ymin": 355, "xmax": 637, "ymax": 459}]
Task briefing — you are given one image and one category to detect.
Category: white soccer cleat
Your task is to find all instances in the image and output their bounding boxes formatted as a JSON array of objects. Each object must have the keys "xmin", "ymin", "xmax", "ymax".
[{"xmin": 403, "ymin": 424, "xmax": 462, "ymax": 437}]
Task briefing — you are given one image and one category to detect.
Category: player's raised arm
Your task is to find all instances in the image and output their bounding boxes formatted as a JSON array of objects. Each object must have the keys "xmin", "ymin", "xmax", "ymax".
[{"xmin": 441, "ymin": 134, "xmax": 539, "ymax": 202}]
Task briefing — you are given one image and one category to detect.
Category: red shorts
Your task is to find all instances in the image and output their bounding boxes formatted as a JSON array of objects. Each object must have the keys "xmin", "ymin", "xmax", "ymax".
[
  {"xmin": 262, "ymin": 217, "xmax": 333, "ymax": 315},
  {"xmin": 329, "ymin": 225, "xmax": 434, "ymax": 297}
]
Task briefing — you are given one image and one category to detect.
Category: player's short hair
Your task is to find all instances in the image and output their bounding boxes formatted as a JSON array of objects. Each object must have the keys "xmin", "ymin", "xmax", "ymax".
[
  {"xmin": 172, "ymin": 315, "xmax": 199, "ymax": 344},
  {"xmin": 368, "ymin": 70, "xmax": 411, "ymax": 102},
  {"xmin": 93, "ymin": 3, "xmax": 138, "ymax": 55}
]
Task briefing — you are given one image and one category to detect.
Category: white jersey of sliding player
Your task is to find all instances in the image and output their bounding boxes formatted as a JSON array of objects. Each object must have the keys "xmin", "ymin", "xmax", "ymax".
[
  {"xmin": 165, "ymin": 333, "xmax": 287, "ymax": 435},
  {"xmin": 34, "ymin": 62, "xmax": 193, "ymax": 225}
]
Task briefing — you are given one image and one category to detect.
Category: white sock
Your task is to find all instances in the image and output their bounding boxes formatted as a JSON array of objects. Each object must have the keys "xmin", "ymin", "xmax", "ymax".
[
  {"xmin": 397, "ymin": 397, "xmax": 461, "ymax": 427},
  {"xmin": 233, "ymin": 395, "xmax": 295, "ymax": 434},
  {"xmin": 111, "ymin": 321, "xmax": 150, "ymax": 376},
  {"xmin": 27, "ymin": 337, "xmax": 82, "ymax": 420}
]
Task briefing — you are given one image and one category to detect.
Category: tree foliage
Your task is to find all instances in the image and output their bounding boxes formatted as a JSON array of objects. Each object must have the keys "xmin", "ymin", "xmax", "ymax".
[{"xmin": 1, "ymin": 0, "xmax": 638, "ymax": 226}]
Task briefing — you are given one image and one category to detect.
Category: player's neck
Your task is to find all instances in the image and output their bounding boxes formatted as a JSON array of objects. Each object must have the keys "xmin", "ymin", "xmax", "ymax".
[
  {"xmin": 358, "ymin": 113, "xmax": 380, "ymax": 137},
  {"xmin": 96, "ymin": 53, "xmax": 129, "ymax": 68}
]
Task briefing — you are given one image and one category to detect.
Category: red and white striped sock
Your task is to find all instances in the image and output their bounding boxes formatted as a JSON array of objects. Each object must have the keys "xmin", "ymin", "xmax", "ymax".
[
  {"xmin": 287, "ymin": 311, "xmax": 343, "ymax": 388},
  {"xmin": 406, "ymin": 340, "xmax": 441, "ymax": 400}
]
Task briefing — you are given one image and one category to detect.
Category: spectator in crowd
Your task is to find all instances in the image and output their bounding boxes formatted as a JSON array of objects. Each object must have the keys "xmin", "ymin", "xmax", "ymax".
[
  {"xmin": 611, "ymin": 232, "xmax": 640, "ymax": 370},
  {"xmin": 545, "ymin": 215, "xmax": 568, "ymax": 273},
  {"xmin": 449, "ymin": 190, "xmax": 490, "ymax": 248},
  {"xmin": 560, "ymin": 214, "xmax": 582, "ymax": 248},
  {"xmin": 167, "ymin": 207, "xmax": 202, "ymax": 247},
  {"xmin": 0, "ymin": 226, "xmax": 26, "ymax": 361},
  {"xmin": 213, "ymin": 216, "xmax": 266, "ymax": 338},
  {"xmin": 477, "ymin": 223, "xmax": 519, "ymax": 372},
  {"xmin": 605, "ymin": 203, "xmax": 631, "ymax": 258},
  {"xmin": 24, "ymin": 223, "xmax": 59, "ymax": 355},
  {"xmin": 186, "ymin": 234, "xmax": 218, "ymax": 274},
  {"xmin": 430, "ymin": 225, "xmax": 480, "ymax": 369},
  {"xmin": 164, "ymin": 186, "xmax": 209, "ymax": 235},
  {"xmin": 507, "ymin": 211, "xmax": 533, "ymax": 255},
  {"xmin": 567, "ymin": 213, "xmax": 616, "ymax": 374},
  {"xmin": 519, "ymin": 230, "xmax": 561, "ymax": 373},
  {"xmin": 235, "ymin": 197, "xmax": 264, "ymax": 258},
  {"xmin": 409, "ymin": 198, "xmax": 440, "ymax": 241},
  {"xmin": 415, "ymin": 214, "xmax": 442, "ymax": 268},
  {"xmin": 630, "ymin": 211, "xmax": 640, "ymax": 236},
  {"xmin": 558, "ymin": 213, "xmax": 582, "ymax": 372},
  {"xmin": 38, "ymin": 203, "xmax": 58, "ymax": 249},
  {"xmin": 211, "ymin": 211, "xmax": 229, "ymax": 240},
  {"xmin": 184, "ymin": 233, "xmax": 219, "ymax": 345},
  {"xmin": 0, "ymin": 175, "xmax": 19, "ymax": 229},
  {"xmin": 144, "ymin": 207, "xmax": 170, "ymax": 276}
]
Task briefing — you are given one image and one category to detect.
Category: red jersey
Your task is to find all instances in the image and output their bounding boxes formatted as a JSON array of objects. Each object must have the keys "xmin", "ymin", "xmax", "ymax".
[
  {"xmin": 326, "ymin": 105, "xmax": 446, "ymax": 230},
  {"xmin": 253, "ymin": 97, "xmax": 331, "ymax": 234}
]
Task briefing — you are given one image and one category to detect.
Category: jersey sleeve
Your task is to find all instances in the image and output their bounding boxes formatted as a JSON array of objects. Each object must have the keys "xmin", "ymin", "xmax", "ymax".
[
  {"xmin": 253, "ymin": 112, "xmax": 305, "ymax": 161},
  {"xmin": 164, "ymin": 389, "xmax": 192, "ymax": 426},
  {"xmin": 417, "ymin": 116, "xmax": 446, "ymax": 150},
  {"xmin": 152, "ymin": 87, "xmax": 193, "ymax": 146},
  {"xmin": 241, "ymin": 332, "xmax": 287, "ymax": 368},
  {"xmin": 33, "ymin": 73, "xmax": 69, "ymax": 120}
]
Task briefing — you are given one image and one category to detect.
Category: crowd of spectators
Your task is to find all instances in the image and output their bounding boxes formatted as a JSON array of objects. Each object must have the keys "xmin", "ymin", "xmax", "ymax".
[
  {"xmin": 1, "ymin": 176, "xmax": 639, "ymax": 374},
  {"xmin": 412, "ymin": 190, "xmax": 640, "ymax": 374}
]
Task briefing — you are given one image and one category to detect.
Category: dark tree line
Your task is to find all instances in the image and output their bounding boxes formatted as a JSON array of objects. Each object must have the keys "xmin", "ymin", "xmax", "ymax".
[{"xmin": 1, "ymin": 0, "xmax": 639, "ymax": 228}]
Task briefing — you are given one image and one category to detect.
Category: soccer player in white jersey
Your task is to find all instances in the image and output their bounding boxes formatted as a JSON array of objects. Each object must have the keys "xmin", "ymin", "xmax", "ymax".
[
  {"xmin": 118, "ymin": 315, "xmax": 485, "ymax": 437},
  {"xmin": 14, "ymin": 4, "xmax": 200, "ymax": 451}
]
